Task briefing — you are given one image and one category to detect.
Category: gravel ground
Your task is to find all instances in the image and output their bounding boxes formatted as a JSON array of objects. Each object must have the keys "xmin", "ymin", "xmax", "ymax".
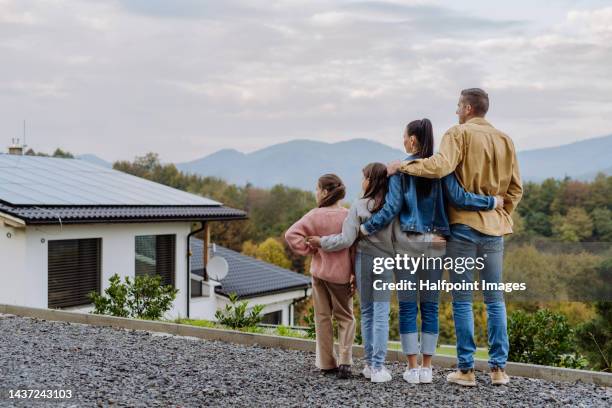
[{"xmin": 0, "ymin": 314, "xmax": 610, "ymax": 407}]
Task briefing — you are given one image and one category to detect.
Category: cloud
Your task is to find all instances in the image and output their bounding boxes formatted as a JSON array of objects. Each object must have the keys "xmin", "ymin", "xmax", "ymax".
[
  {"xmin": 567, "ymin": 6, "xmax": 612, "ymax": 37},
  {"xmin": 0, "ymin": 80, "xmax": 67, "ymax": 98},
  {"xmin": 0, "ymin": 0, "xmax": 610, "ymax": 162},
  {"xmin": 117, "ymin": 0, "xmax": 264, "ymax": 20},
  {"xmin": 0, "ymin": 0, "xmax": 38, "ymax": 25}
]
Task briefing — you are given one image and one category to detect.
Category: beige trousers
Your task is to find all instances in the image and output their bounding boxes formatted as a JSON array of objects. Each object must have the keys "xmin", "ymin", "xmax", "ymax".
[{"xmin": 311, "ymin": 277, "xmax": 355, "ymax": 369}]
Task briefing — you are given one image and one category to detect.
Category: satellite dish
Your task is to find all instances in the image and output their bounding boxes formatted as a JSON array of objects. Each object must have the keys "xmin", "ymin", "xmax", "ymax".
[{"xmin": 207, "ymin": 256, "xmax": 229, "ymax": 281}]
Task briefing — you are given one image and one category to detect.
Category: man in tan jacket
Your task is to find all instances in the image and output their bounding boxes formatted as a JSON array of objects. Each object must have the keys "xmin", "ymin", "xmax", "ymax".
[{"xmin": 388, "ymin": 88, "xmax": 523, "ymax": 386}]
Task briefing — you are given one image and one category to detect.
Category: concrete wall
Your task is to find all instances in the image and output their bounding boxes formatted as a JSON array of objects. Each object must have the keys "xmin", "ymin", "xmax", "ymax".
[{"xmin": 1, "ymin": 222, "xmax": 192, "ymax": 318}]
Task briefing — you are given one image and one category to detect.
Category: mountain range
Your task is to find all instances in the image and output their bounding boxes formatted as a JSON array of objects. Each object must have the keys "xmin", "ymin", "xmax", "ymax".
[{"xmin": 79, "ymin": 134, "xmax": 612, "ymax": 197}]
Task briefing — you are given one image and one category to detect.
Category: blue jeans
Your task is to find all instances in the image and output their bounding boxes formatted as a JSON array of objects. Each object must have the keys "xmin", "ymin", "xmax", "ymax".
[
  {"xmin": 356, "ymin": 251, "xmax": 390, "ymax": 369},
  {"xmin": 396, "ymin": 265, "xmax": 442, "ymax": 355},
  {"xmin": 448, "ymin": 224, "xmax": 509, "ymax": 369}
]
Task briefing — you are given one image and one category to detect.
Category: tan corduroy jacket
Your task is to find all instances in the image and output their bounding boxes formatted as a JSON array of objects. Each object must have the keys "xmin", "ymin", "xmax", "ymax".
[{"xmin": 398, "ymin": 117, "xmax": 523, "ymax": 236}]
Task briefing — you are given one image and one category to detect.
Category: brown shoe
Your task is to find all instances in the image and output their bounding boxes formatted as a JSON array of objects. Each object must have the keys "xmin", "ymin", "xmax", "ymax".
[
  {"xmin": 446, "ymin": 369, "xmax": 476, "ymax": 387},
  {"xmin": 490, "ymin": 367, "xmax": 510, "ymax": 385}
]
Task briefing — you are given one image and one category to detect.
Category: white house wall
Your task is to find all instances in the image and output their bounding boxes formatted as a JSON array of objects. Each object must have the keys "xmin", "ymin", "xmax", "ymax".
[
  {"xmin": 4, "ymin": 222, "xmax": 192, "ymax": 318},
  {"xmin": 189, "ymin": 280, "xmax": 221, "ymax": 320},
  {"xmin": 0, "ymin": 222, "xmax": 27, "ymax": 306},
  {"xmin": 2, "ymin": 220, "xmax": 311, "ymax": 325}
]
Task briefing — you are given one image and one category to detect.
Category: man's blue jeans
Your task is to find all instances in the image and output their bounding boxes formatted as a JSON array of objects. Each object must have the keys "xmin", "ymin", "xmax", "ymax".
[
  {"xmin": 356, "ymin": 251, "xmax": 391, "ymax": 369},
  {"xmin": 448, "ymin": 224, "xmax": 509, "ymax": 370}
]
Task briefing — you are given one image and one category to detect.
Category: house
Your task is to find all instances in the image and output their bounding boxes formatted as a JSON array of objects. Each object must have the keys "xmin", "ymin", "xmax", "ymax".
[
  {"xmin": 0, "ymin": 146, "xmax": 311, "ymax": 321},
  {"xmin": 190, "ymin": 238, "xmax": 311, "ymax": 325}
]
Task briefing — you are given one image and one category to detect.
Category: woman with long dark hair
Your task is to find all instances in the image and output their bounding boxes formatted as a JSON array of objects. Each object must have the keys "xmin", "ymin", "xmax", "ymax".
[{"xmin": 360, "ymin": 118, "xmax": 503, "ymax": 384}]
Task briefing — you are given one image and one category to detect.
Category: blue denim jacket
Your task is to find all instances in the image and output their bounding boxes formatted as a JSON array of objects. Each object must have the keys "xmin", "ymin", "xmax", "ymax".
[{"xmin": 362, "ymin": 155, "xmax": 495, "ymax": 237}]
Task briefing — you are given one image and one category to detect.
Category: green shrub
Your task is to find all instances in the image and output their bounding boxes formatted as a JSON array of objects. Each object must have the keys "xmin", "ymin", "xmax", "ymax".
[
  {"xmin": 215, "ymin": 293, "xmax": 264, "ymax": 329},
  {"xmin": 573, "ymin": 259, "xmax": 612, "ymax": 371},
  {"xmin": 89, "ymin": 274, "xmax": 178, "ymax": 320},
  {"xmin": 508, "ymin": 309, "xmax": 587, "ymax": 369},
  {"xmin": 275, "ymin": 325, "xmax": 304, "ymax": 338},
  {"xmin": 176, "ymin": 318, "xmax": 217, "ymax": 328},
  {"xmin": 576, "ymin": 301, "xmax": 612, "ymax": 372}
]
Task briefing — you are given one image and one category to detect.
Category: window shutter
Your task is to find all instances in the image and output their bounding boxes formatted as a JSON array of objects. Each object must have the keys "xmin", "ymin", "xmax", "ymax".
[{"xmin": 48, "ymin": 238, "xmax": 101, "ymax": 308}]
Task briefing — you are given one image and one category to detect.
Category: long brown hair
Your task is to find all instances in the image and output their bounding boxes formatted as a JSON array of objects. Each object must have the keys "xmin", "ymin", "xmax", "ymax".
[
  {"xmin": 317, "ymin": 174, "xmax": 346, "ymax": 208},
  {"xmin": 407, "ymin": 118, "xmax": 434, "ymax": 196},
  {"xmin": 362, "ymin": 163, "xmax": 388, "ymax": 213}
]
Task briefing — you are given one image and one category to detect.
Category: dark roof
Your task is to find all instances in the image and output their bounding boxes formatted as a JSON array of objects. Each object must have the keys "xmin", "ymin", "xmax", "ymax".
[
  {"xmin": 0, "ymin": 202, "xmax": 246, "ymax": 225},
  {"xmin": 190, "ymin": 239, "xmax": 311, "ymax": 298}
]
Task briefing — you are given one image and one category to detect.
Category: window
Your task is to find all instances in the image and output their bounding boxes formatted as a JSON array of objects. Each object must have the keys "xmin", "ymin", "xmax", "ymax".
[
  {"xmin": 48, "ymin": 238, "xmax": 101, "ymax": 308},
  {"xmin": 191, "ymin": 278, "xmax": 202, "ymax": 297},
  {"xmin": 135, "ymin": 234, "xmax": 176, "ymax": 286},
  {"xmin": 261, "ymin": 310, "xmax": 283, "ymax": 325}
]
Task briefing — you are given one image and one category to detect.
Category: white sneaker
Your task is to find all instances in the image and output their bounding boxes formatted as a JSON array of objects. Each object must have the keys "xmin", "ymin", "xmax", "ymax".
[
  {"xmin": 419, "ymin": 366, "xmax": 433, "ymax": 383},
  {"xmin": 403, "ymin": 367, "xmax": 420, "ymax": 384},
  {"xmin": 362, "ymin": 365, "xmax": 372, "ymax": 379},
  {"xmin": 371, "ymin": 366, "xmax": 392, "ymax": 383}
]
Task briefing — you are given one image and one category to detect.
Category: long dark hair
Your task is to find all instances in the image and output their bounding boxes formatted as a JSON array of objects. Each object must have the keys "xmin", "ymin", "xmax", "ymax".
[
  {"xmin": 317, "ymin": 174, "xmax": 346, "ymax": 208},
  {"xmin": 406, "ymin": 118, "xmax": 434, "ymax": 195},
  {"xmin": 362, "ymin": 162, "xmax": 388, "ymax": 213}
]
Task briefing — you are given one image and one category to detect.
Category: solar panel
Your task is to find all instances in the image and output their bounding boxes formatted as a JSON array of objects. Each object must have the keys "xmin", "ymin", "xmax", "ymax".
[{"xmin": 0, "ymin": 154, "xmax": 222, "ymax": 206}]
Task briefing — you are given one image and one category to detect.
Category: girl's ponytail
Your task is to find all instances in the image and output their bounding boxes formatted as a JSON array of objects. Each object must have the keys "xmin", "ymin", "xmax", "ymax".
[
  {"xmin": 317, "ymin": 174, "xmax": 346, "ymax": 208},
  {"xmin": 406, "ymin": 118, "xmax": 435, "ymax": 195},
  {"xmin": 407, "ymin": 118, "xmax": 434, "ymax": 159},
  {"xmin": 419, "ymin": 118, "xmax": 434, "ymax": 158}
]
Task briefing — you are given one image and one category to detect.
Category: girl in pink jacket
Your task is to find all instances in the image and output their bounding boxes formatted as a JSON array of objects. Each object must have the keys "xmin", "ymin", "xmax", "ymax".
[{"xmin": 285, "ymin": 174, "xmax": 355, "ymax": 379}]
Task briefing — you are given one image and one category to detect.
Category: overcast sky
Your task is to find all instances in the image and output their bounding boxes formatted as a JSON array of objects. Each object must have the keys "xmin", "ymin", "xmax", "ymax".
[{"xmin": 1, "ymin": 0, "xmax": 611, "ymax": 162}]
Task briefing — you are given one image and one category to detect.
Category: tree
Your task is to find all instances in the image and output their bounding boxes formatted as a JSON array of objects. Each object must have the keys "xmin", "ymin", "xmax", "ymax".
[
  {"xmin": 576, "ymin": 258, "xmax": 612, "ymax": 371},
  {"xmin": 518, "ymin": 178, "xmax": 562, "ymax": 237},
  {"xmin": 552, "ymin": 207, "xmax": 593, "ymax": 242},
  {"xmin": 506, "ymin": 211, "xmax": 525, "ymax": 241},
  {"xmin": 576, "ymin": 301, "xmax": 612, "ymax": 372},
  {"xmin": 23, "ymin": 147, "xmax": 74, "ymax": 158},
  {"xmin": 52, "ymin": 148, "xmax": 74, "ymax": 158},
  {"xmin": 210, "ymin": 220, "xmax": 255, "ymax": 252},
  {"xmin": 591, "ymin": 208, "xmax": 612, "ymax": 242},
  {"xmin": 255, "ymin": 238, "xmax": 292, "ymax": 269},
  {"xmin": 551, "ymin": 180, "xmax": 590, "ymax": 215},
  {"xmin": 585, "ymin": 173, "xmax": 612, "ymax": 213},
  {"xmin": 525, "ymin": 211, "xmax": 552, "ymax": 237},
  {"xmin": 241, "ymin": 240, "xmax": 259, "ymax": 257}
]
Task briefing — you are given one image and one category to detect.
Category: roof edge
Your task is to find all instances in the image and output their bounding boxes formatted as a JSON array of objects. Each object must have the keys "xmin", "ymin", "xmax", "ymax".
[
  {"xmin": 0, "ymin": 211, "xmax": 26, "ymax": 228},
  {"xmin": 24, "ymin": 215, "xmax": 248, "ymax": 225}
]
